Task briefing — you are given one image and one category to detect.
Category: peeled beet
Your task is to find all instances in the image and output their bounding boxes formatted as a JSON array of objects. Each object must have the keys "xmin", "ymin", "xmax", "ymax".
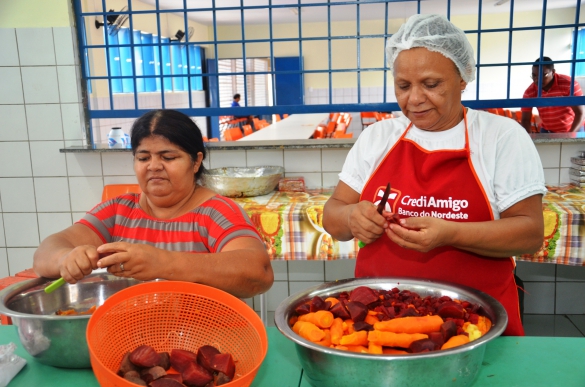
[
  {"xmin": 129, "ymin": 345, "xmax": 160, "ymax": 368},
  {"xmin": 118, "ymin": 352, "xmax": 138, "ymax": 376},
  {"xmin": 310, "ymin": 296, "xmax": 327, "ymax": 312},
  {"xmin": 437, "ymin": 301, "xmax": 466, "ymax": 319},
  {"xmin": 346, "ymin": 301, "xmax": 368, "ymax": 323},
  {"xmin": 408, "ymin": 338, "xmax": 436, "ymax": 353},
  {"xmin": 211, "ymin": 353, "xmax": 235, "ymax": 379},
  {"xmin": 158, "ymin": 352, "xmax": 171, "ymax": 370},
  {"xmin": 427, "ymin": 331, "xmax": 445, "ymax": 350},
  {"xmin": 150, "ymin": 378, "xmax": 187, "ymax": 387},
  {"xmin": 329, "ymin": 300, "xmax": 350, "ymax": 320},
  {"xmin": 214, "ymin": 372, "xmax": 232, "ymax": 386},
  {"xmin": 397, "ymin": 307, "xmax": 420, "ymax": 318},
  {"xmin": 295, "ymin": 303, "xmax": 311, "ymax": 315},
  {"xmin": 182, "ymin": 361, "xmax": 213, "ymax": 387},
  {"xmin": 170, "ymin": 348, "xmax": 198, "ymax": 374},
  {"xmin": 164, "ymin": 374, "xmax": 183, "ymax": 383},
  {"xmin": 196, "ymin": 345, "xmax": 221, "ymax": 372},
  {"xmin": 441, "ymin": 320, "xmax": 458, "ymax": 342},
  {"xmin": 352, "ymin": 321, "xmax": 373, "ymax": 332},
  {"xmin": 349, "ymin": 286, "xmax": 379, "ymax": 305},
  {"xmin": 140, "ymin": 366, "xmax": 167, "ymax": 384}
]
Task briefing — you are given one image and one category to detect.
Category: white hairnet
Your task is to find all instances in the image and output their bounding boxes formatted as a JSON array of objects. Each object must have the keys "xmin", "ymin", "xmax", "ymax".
[{"xmin": 386, "ymin": 14, "xmax": 476, "ymax": 83}]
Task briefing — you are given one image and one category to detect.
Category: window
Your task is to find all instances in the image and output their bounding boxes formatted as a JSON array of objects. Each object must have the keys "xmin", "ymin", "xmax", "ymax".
[
  {"xmin": 576, "ymin": 29, "xmax": 585, "ymax": 77},
  {"xmin": 218, "ymin": 58, "xmax": 271, "ymax": 108}
]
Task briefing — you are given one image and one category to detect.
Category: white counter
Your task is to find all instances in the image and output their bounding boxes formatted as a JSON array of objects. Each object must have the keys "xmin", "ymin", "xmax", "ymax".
[{"xmin": 238, "ymin": 113, "xmax": 329, "ymax": 141}]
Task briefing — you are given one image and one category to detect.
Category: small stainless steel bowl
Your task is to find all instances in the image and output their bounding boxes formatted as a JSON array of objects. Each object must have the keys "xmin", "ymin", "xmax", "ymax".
[
  {"xmin": 201, "ymin": 166, "xmax": 284, "ymax": 197},
  {"xmin": 274, "ymin": 277, "xmax": 508, "ymax": 387},
  {"xmin": 0, "ymin": 272, "xmax": 146, "ymax": 368}
]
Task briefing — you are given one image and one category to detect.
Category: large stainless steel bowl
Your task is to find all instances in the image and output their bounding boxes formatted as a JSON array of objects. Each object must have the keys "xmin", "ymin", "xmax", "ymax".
[
  {"xmin": 201, "ymin": 166, "xmax": 284, "ymax": 197},
  {"xmin": 274, "ymin": 277, "xmax": 508, "ymax": 387},
  {"xmin": 0, "ymin": 272, "xmax": 145, "ymax": 368}
]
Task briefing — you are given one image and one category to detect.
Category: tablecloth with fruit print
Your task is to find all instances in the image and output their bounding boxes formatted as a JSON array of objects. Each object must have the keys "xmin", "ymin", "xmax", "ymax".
[
  {"xmin": 517, "ymin": 185, "xmax": 585, "ymax": 265},
  {"xmin": 235, "ymin": 186, "xmax": 584, "ymax": 265},
  {"xmin": 233, "ymin": 190, "xmax": 359, "ymax": 260}
]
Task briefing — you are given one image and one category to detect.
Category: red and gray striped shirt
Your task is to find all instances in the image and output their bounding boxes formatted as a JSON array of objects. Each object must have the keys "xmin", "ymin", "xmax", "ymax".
[
  {"xmin": 77, "ymin": 194, "xmax": 261, "ymax": 253},
  {"xmin": 521, "ymin": 73, "xmax": 583, "ymax": 133}
]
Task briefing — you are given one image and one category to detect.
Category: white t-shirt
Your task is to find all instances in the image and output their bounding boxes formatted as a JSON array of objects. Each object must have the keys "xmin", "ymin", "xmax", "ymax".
[{"xmin": 339, "ymin": 108, "xmax": 547, "ymax": 219}]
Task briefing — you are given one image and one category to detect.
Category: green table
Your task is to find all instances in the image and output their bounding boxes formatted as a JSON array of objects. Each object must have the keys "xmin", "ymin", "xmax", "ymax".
[{"xmin": 2, "ymin": 325, "xmax": 585, "ymax": 386}]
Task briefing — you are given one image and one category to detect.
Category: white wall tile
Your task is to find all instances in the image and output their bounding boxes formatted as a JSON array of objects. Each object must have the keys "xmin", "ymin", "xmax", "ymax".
[
  {"xmin": 61, "ymin": 103, "xmax": 85, "ymax": 140},
  {"xmin": 542, "ymin": 168, "xmax": 560, "ymax": 186},
  {"xmin": 66, "ymin": 153, "xmax": 103, "ymax": 176},
  {"xmin": 322, "ymin": 149, "xmax": 349, "ymax": 172},
  {"xmin": 57, "ymin": 66, "xmax": 81, "ymax": 103},
  {"xmin": 0, "ymin": 178, "xmax": 36, "ymax": 212},
  {"xmin": 69, "ymin": 176, "xmax": 104, "ymax": 212},
  {"xmin": 0, "ymin": 215, "xmax": 5, "ymax": 246},
  {"xmin": 53, "ymin": 27, "xmax": 77, "ymax": 66},
  {"xmin": 246, "ymin": 149, "xmax": 284, "ymax": 167},
  {"xmin": 0, "ymin": 67, "xmax": 24, "ymax": 104},
  {"xmin": 7, "ymin": 248, "xmax": 37, "ymax": 275},
  {"xmin": 0, "ymin": 29, "xmax": 19, "ymax": 66},
  {"xmin": 25, "ymin": 104, "xmax": 63, "ymax": 140},
  {"xmin": 535, "ymin": 143, "xmax": 561, "ymax": 168},
  {"xmin": 34, "ymin": 177, "xmax": 71, "ymax": 212},
  {"xmin": 72, "ymin": 212, "xmax": 87, "ymax": 222},
  {"xmin": 29, "ymin": 141, "xmax": 67, "ymax": 177},
  {"xmin": 559, "ymin": 167, "xmax": 571, "ymax": 184},
  {"xmin": 560, "ymin": 142, "xmax": 585, "ymax": 168},
  {"xmin": 284, "ymin": 149, "xmax": 322, "ymax": 173},
  {"xmin": 322, "ymin": 172, "xmax": 340, "ymax": 189},
  {"xmin": 3, "ymin": 213, "xmax": 39, "ymax": 247},
  {"xmin": 0, "ymin": 248, "xmax": 8, "ymax": 278},
  {"xmin": 103, "ymin": 176, "xmax": 139, "ymax": 185},
  {"xmin": 0, "ymin": 105, "xmax": 28, "ymax": 141},
  {"xmin": 21, "ymin": 66, "xmax": 60, "ymax": 104},
  {"xmin": 38, "ymin": 212, "xmax": 73, "ymax": 242},
  {"xmin": 102, "ymin": 153, "xmax": 135, "ymax": 176},
  {"xmin": 285, "ymin": 172, "xmax": 322, "ymax": 189},
  {"xmin": 16, "ymin": 28, "xmax": 55, "ymax": 66},
  {"xmin": 0, "ymin": 142, "xmax": 32, "ymax": 177},
  {"xmin": 208, "ymin": 150, "xmax": 247, "ymax": 169}
]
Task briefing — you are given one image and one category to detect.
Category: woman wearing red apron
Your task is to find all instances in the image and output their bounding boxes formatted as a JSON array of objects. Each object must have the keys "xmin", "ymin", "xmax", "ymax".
[{"xmin": 323, "ymin": 15, "xmax": 546, "ymax": 336}]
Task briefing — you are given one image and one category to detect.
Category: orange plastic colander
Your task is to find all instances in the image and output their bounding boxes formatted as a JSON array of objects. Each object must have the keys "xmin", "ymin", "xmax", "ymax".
[{"xmin": 86, "ymin": 281, "xmax": 267, "ymax": 387}]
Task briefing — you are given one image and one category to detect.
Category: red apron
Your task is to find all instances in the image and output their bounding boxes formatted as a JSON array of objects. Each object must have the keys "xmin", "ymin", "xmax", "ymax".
[{"xmin": 356, "ymin": 109, "xmax": 524, "ymax": 336}]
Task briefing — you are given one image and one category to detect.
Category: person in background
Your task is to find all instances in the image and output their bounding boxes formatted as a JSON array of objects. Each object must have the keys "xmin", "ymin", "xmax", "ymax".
[
  {"xmin": 231, "ymin": 93, "xmax": 254, "ymax": 128},
  {"xmin": 322, "ymin": 14, "xmax": 546, "ymax": 336},
  {"xmin": 231, "ymin": 93, "xmax": 242, "ymax": 107},
  {"xmin": 521, "ymin": 57, "xmax": 584, "ymax": 133},
  {"xmin": 33, "ymin": 109, "xmax": 273, "ymax": 299}
]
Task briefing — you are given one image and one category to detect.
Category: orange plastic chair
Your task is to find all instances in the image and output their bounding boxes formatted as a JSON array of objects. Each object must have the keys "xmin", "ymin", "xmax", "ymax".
[
  {"xmin": 202, "ymin": 136, "xmax": 209, "ymax": 142},
  {"xmin": 224, "ymin": 128, "xmax": 243, "ymax": 141},
  {"xmin": 514, "ymin": 111, "xmax": 522, "ymax": 122},
  {"xmin": 283, "ymin": 114, "xmax": 289, "ymax": 119},
  {"xmin": 325, "ymin": 121, "xmax": 337, "ymax": 137},
  {"xmin": 274, "ymin": 114, "xmax": 281, "ymax": 122},
  {"xmin": 335, "ymin": 123, "xmax": 347, "ymax": 134},
  {"xmin": 243, "ymin": 124, "xmax": 254, "ymax": 136},
  {"xmin": 313, "ymin": 126, "xmax": 325, "ymax": 139},
  {"xmin": 209, "ymin": 138, "xmax": 219, "ymax": 142},
  {"xmin": 333, "ymin": 132, "xmax": 353, "ymax": 138},
  {"xmin": 361, "ymin": 112, "xmax": 379, "ymax": 129},
  {"xmin": 102, "ymin": 184, "xmax": 141, "ymax": 201},
  {"xmin": 330, "ymin": 113, "xmax": 340, "ymax": 123}
]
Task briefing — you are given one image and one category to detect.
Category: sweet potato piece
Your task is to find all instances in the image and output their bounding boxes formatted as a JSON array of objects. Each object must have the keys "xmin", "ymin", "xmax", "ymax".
[
  {"xmin": 437, "ymin": 301, "xmax": 465, "ymax": 319},
  {"xmin": 170, "ymin": 348, "xmax": 198, "ymax": 374},
  {"xmin": 140, "ymin": 366, "xmax": 166, "ymax": 384},
  {"xmin": 129, "ymin": 345, "xmax": 160, "ymax": 368},
  {"xmin": 196, "ymin": 345, "xmax": 221, "ymax": 372},
  {"xmin": 211, "ymin": 353, "xmax": 235, "ymax": 379},
  {"xmin": 349, "ymin": 286, "xmax": 379, "ymax": 305},
  {"xmin": 150, "ymin": 379, "xmax": 187, "ymax": 387},
  {"xmin": 408, "ymin": 338, "xmax": 436, "ymax": 353},
  {"xmin": 182, "ymin": 361, "xmax": 213, "ymax": 387},
  {"xmin": 440, "ymin": 320, "xmax": 458, "ymax": 342},
  {"xmin": 158, "ymin": 352, "xmax": 171, "ymax": 370},
  {"xmin": 310, "ymin": 296, "xmax": 327, "ymax": 312},
  {"xmin": 118, "ymin": 352, "xmax": 139, "ymax": 376},
  {"xmin": 214, "ymin": 372, "xmax": 232, "ymax": 386},
  {"xmin": 346, "ymin": 301, "xmax": 368, "ymax": 323},
  {"xmin": 329, "ymin": 300, "xmax": 350, "ymax": 320}
]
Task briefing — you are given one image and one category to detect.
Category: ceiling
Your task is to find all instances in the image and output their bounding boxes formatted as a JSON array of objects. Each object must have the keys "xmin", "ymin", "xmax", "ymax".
[{"xmin": 138, "ymin": 0, "xmax": 583, "ymax": 25}]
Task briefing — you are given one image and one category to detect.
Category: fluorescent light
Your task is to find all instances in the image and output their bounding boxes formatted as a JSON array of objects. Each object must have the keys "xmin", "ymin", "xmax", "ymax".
[{"xmin": 494, "ymin": 0, "xmax": 510, "ymax": 6}]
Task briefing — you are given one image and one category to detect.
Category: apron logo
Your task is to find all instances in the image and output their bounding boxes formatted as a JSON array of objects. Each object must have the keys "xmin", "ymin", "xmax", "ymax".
[{"xmin": 373, "ymin": 185, "xmax": 401, "ymax": 213}]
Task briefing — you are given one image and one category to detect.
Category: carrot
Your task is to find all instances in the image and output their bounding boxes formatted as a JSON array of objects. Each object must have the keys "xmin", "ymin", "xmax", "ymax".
[
  {"xmin": 367, "ymin": 341, "xmax": 383, "ymax": 355},
  {"xmin": 330, "ymin": 318, "xmax": 344, "ymax": 345},
  {"xmin": 298, "ymin": 310, "xmax": 334, "ymax": 328},
  {"xmin": 325, "ymin": 297, "xmax": 339, "ymax": 307},
  {"xmin": 316, "ymin": 329, "xmax": 332, "ymax": 347},
  {"xmin": 365, "ymin": 314, "xmax": 379, "ymax": 326},
  {"xmin": 289, "ymin": 316, "xmax": 298, "ymax": 326},
  {"xmin": 441, "ymin": 334, "xmax": 470, "ymax": 350},
  {"xmin": 333, "ymin": 345, "xmax": 348, "ymax": 351},
  {"xmin": 292, "ymin": 321, "xmax": 325, "ymax": 343},
  {"xmin": 344, "ymin": 319, "xmax": 355, "ymax": 334},
  {"xmin": 344, "ymin": 345, "xmax": 369, "ymax": 353},
  {"xmin": 382, "ymin": 348, "xmax": 409, "ymax": 355},
  {"xmin": 339, "ymin": 330, "xmax": 368, "ymax": 346},
  {"xmin": 477, "ymin": 316, "xmax": 492, "ymax": 335},
  {"xmin": 367, "ymin": 330, "xmax": 428, "ymax": 348},
  {"xmin": 373, "ymin": 315, "xmax": 443, "ymax": 334}
]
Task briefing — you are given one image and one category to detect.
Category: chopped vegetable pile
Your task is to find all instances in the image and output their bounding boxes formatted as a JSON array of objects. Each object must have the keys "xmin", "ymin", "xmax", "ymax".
[{"xmin": 289, "ymin": 286, "xmax": 492, "ymax": 354}]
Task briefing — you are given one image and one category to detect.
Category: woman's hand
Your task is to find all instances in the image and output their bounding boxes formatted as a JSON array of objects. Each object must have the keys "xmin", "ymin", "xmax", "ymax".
[
  {"xmin": 96, "ymin": 242, "xmax": 168, "ymax": 281},
  {"xmin": 349, "ymin": 201, "xmax": 388, "ymax": 244},
  {"xmin": 58, "ymin": 245, "xmax": 101, "ymax": 283},
  {"xmin": 384, "ymin": 215, "xmax": 451, "ymax": 252}
]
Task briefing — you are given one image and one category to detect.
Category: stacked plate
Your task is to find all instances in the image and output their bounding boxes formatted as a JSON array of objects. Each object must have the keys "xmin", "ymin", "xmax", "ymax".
[{"xmin": 570, "ymin": 151, "xmax": 585, "ymax": 187}]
